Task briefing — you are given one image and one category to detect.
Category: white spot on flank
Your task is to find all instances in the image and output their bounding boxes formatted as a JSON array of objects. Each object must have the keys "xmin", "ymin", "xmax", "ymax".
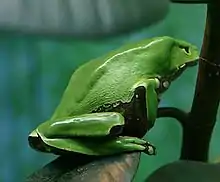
[{"xmin": 135, "ymin": 94, "xmax": 139, "ymax": 98}]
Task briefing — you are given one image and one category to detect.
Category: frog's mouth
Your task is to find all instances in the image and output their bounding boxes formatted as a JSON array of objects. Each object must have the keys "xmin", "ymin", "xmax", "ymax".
[
  {"xmin": 156, "ymin": 58, "xmax": 198, "ymax": 97},
  {"xmin": 167, "ymin": 58, "xmax": 198, "ymax": 81}
]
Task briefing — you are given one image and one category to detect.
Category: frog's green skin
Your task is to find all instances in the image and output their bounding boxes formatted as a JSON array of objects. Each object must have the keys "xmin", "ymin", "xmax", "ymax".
[{"xmin": 28, "ymin": 36, "xmax": 199, "ymax": 156}]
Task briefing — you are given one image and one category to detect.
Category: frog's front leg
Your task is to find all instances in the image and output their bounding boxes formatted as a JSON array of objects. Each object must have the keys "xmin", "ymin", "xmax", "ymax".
[
  {"xmin": 36, "ymin": 112, "xmax": 125, "ymax": 139},
  {"xmin": 133, "ymin": 78, "xmax": 160, "ymax": 129}
]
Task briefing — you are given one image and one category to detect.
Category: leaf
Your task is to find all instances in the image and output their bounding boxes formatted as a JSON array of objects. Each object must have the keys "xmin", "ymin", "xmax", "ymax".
[
  {"xmin": 171, "ymin": 0, "xmax": 209, "ymax": 3},
  {"xmin": 145, "ymin": 160, "xmax": 220, "ymax": 182},
  {"xmin": 0, "ymin": 0, "xmax": 169, "ymax": 38}
]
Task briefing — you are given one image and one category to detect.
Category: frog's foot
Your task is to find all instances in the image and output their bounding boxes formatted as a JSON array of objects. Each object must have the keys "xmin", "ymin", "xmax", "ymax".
[
  {"xmin": 30, "ymin": 134, "xmax": 156, "ymax": 156},
  {"xmin": 103, "ymin": 136, "xmax": 156, "ymax": 156}
]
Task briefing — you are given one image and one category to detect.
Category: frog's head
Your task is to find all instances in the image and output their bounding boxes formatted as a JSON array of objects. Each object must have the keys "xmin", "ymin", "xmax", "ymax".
[
  {"xmin": 148, "ymin": 36, "xmax": 199, "ymax": 94},
  {"xmin": 168, "ymin": 38, "xmax": 199, "ymax": 77}
]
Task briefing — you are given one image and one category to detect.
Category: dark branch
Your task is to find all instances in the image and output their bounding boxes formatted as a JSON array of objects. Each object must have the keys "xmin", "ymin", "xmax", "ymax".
[
  {"xmin": 157, "ymin": 107, "xmax": 188, "ymax": 127},
  {"xmin": 180, "ymin": 1, "xmax": 220, "ymax": 161}
]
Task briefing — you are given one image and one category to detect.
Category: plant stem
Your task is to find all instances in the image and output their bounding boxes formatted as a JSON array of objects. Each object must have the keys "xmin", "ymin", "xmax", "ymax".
[
  {"xmin": 180, "ymin": 1, "xmax": 220, "ymax": 161},
  {"xmin": 157, "ymin": 107, "xmax": 188, "ymax": 127}
]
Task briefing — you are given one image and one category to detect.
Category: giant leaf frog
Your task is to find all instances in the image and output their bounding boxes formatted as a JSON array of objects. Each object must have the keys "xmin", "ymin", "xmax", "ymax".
[{"xmin": 28, "ymin": 36, "xmax": 199, "ymax": 156}]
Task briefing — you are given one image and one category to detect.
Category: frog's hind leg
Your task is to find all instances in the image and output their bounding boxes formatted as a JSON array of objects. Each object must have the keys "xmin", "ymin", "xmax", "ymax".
[
  {"xmin": 36, "ymin": 135, "xmax": 156, "ymax": 156},
  {"xmin": 98, "ymin": 136, "xmax": 156, "ymax": 156},
  {"xmin": 36, "ymin": 112, "xmax": 125, "ymax": 139}
]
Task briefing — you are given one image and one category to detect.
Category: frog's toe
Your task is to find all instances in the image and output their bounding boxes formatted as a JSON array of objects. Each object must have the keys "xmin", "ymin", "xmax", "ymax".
[
  {"xmin": 114, "ymin": 136, "xmax": 156, "ymax": 156},
  {"xmin": 143, "ymin": 142, "xmax": 156, "ymax": 155}
]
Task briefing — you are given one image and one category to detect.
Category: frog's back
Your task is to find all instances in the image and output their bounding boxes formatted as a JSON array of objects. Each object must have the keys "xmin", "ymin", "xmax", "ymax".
[
  {"xmin": 51, "ymin": 57, "xmax": 106, "ymax": 119},
  {"xmin": 51, "ymin": 37, "xmax": 171, "ymax": 120}
]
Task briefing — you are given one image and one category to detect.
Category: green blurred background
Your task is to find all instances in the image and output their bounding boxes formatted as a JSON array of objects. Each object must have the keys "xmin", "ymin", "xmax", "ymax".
[{"xmin": 1, "ymin": 3, "xmax": 220, "ymax": 182}]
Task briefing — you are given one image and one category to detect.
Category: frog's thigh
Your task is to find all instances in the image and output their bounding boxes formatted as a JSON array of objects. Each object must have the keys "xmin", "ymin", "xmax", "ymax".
[
  {"xmin": 133, "ymin": 78, "xmax": 160, "ymax": 126},
  {"xmin": 40, "ymin": 136, "xmax": 156, "ymax": 156},
  {"xmin": 38, "ymin": 112, "xmax": 125, "ymax": 138}
]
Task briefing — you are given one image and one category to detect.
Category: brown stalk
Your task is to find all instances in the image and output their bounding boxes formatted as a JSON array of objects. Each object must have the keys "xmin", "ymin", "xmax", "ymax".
[{"xmin": 180, "ymin": 1, "xmax": 220, "ymax": 161}]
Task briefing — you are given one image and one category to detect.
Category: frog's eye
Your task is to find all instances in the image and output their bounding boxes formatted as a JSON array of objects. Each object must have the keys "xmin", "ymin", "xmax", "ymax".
[{"xmin": 179, "ymin": 45, "xmax": 191, "ymax": 55}]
